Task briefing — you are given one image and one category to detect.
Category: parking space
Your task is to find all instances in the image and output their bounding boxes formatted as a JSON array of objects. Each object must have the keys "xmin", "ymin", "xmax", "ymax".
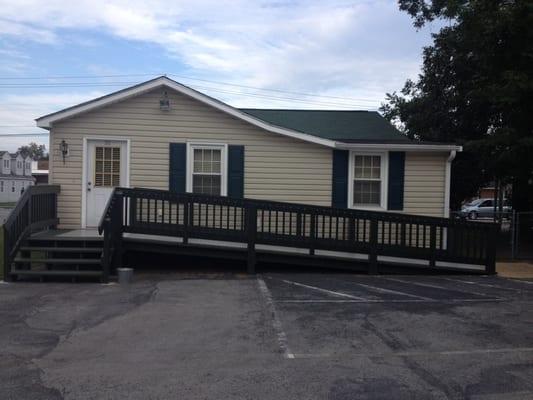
[
  {"xmin": 1, "ymin": 273, "xmax": 533, "ymax": 399},
  {"xmin": 259, "ymin": 274, "xmax": 533, "ymax": 359},
  {"xmin": 263, "ymin": 274, "xmax": 511, "ymax": 303}
]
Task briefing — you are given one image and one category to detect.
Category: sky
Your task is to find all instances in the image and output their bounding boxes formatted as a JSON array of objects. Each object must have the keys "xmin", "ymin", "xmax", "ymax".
[{"xmin": 0, "ymin": 0, "xmax": 439, "ymax": 152}]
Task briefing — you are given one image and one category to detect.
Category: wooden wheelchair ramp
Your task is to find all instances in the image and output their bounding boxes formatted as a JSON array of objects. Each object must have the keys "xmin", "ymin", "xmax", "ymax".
[
  {"xmin": 97, "ymin": 187, "xmax": 497, "ymax": 280},
  {"xmin": 3, "ymin": 186, "xmax": 498, "ymax": 282}
]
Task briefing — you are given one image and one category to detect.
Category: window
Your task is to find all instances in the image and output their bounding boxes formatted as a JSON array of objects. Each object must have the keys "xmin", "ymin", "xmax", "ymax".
[
  {"xmin": 94, "ymin": 146, "xmax": 121, "ymax": 187},
  {"xmin": 3, "ymin": 160, "xmax": 9, "ymax": 169},
  {"xmin": 26, "ymin": 162, "xmax": 31, "ymax": 171},
  {"xmin": 349, "ymin": 153, "xmax": 387, "ymax": 209},
  {"xmin": 481, "ymin": 200, "xmax": 493, "ymax": 207},
  {"xmin": 17, "ymin": 161, "xmax": 22, "ymax": 169},
  {"xmin": 0, "ymin": 181, "xmax": 3, "ymax": 192},
  {"xmin": 11, "ymin": 181, "xmax": 15, "ymax": 192},
  {"xmin": 187, "ymin": 144, "xmax": 227, "ymax": 196}
]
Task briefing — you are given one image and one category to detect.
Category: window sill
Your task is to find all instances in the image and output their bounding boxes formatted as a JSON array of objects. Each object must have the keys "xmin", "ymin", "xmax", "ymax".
[{"xmin": 349, "ymin": 205, "xmax": 388, "ymax": 212}]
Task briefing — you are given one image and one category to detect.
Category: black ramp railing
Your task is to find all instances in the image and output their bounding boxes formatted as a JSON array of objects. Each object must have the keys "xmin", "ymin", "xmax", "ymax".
[
  {"xmin": 3, "ymin": 185, "xmax": 60, "ymax": 280},
  {"xmin": 99, "ymin": 187, "xmax": 499, "ymax": 274}
]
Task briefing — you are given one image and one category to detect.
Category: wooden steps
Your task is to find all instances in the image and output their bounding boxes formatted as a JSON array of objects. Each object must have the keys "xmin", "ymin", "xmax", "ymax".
[
  {"xmin": 10, "ymin": 270, "xmax": 103, "ymax": 278},
  {"xmin": 19, "ymin": 246, "xmax": 103, "ymax": 253},
  {"xmin": 9, "ymin": 233, "xmax": 105, "ymax": 282},
  {"xmin": 14, "ymin": 258, "xmax": 101, "ymax": 265}
]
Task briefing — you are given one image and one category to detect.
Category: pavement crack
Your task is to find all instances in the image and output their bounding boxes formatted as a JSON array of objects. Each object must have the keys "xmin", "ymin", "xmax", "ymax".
[{"xmin": 401, "ymin": 356, "xmax": 463, "ymax": 399}]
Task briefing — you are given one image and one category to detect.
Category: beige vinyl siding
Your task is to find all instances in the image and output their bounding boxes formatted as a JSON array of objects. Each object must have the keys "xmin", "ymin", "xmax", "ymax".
[
  {"xmin": 403, "ymin": 152, "xmax": 447, "ymax": 217},
  {"xmin": 49, "ymin": 86, "xmax": 450, "ymax": 228},
  {"xmin": 50, "ymin": 87, "xmax": 332, "ymax": 228}
]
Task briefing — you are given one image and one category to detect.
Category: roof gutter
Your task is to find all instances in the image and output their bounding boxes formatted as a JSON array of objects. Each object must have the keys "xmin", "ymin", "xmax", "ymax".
[
  {"xmin": 334, "ymin": 142, "xmax": 463, "ymax": 152},
  {"xmin": 444, "ymin": 150, "xmax": 457, "ymax": 218}
]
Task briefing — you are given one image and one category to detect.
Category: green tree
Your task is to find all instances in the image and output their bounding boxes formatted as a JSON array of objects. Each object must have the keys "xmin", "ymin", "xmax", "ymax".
[
  {"xmin": 17, "ymin": 142, "xmax": 48, "ymax": 160},
  {"xmin": 381, "ymin": 0, "xmax": 533, "ymax": 210}
]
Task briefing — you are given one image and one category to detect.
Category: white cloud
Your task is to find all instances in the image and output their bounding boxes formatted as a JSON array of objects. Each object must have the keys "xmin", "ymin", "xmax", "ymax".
[
  {"xmin": 0, "ymin": 91, "xmax": 105, "ymax": 151},
  {"xmin": 0, "ymin": 0, "xmax": 431, "ymax": 98},
  {"xmin": 0, "ymin": 0, "xmax": 436, "ymax": 144}
]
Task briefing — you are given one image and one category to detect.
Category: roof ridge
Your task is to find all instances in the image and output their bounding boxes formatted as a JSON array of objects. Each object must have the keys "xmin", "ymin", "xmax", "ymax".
[{"xmin": 239, "ymin": 108, "xmax": 372, "ymax": 112}]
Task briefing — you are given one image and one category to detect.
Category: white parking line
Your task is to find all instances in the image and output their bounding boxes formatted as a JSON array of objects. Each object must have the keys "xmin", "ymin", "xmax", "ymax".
[
  {"xmin": 276, "ymin": 298, "xmax": 504, "ymax": 304},
  {"xmin": 382, "ymin": 277, "xmax": 506, "ymax": 300},
  {"xmin": 276, "ymin": 299, "xmax": 413, "ymax": 303},
  {"xmin": 292, "ymin": 346, "xmax": 533, "ymax": 359},
  {"xmin": 439, "ymin": 277, "xmax": 523, "ymax": 291},
  {"xmin": 347, "ymin": 280, "xmax": 434, "ymax": 301},
  {"xmin": 279, "ymin": 278, "xmax": 367, "ymax": 300},
  {"xmin": 509, "ymin": 279, "xmax": 533, "ymax": 286},
  {"xmin": 257, "ymin": 277, "xmax": 294, "ymax": 359},
  {"xmin": 383, "ymin": 277, "xmax": 451, "ymax": 289}
]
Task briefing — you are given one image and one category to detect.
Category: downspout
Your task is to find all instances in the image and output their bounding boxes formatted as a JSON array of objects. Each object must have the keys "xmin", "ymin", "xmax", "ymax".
[{"xmin": 444, "ymin": 150, "xmax": 457, "ymax": 218}]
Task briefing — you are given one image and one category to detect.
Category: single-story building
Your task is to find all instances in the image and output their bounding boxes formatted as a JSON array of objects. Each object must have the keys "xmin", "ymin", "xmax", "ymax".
[{"xmin": 36, "ymin": 76, "xmax": 461, "ymax": 229}]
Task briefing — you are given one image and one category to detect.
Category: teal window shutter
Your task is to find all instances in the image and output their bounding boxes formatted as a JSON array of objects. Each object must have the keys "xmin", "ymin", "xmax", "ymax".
[
  {"xmin": 332, "ymin": 150, "xmax": 349, "ymax": 208},
  {"xmin": 387, "ymin": 151, "xmax": 405, "ymax": 210},
  {"xmin": 169, "ymin": 143, "xmax": 186, "ymax": 193},
  {"xmin": 228, "ymin": 145, "xmax": 244, "ymax": 198}
]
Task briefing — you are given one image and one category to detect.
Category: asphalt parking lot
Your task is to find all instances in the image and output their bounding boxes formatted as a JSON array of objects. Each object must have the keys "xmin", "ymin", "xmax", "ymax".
[{"xmin": 1, "ymin": 272, "xmax": 532, "ymax": 399}]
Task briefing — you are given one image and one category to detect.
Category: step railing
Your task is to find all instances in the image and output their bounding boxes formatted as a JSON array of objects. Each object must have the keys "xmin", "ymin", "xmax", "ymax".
[
  {"xmin": 98, "ymin": 187, "xmax": 499, "ymax": 274},
  {"xmin": 3, "ymin": 185, "xmax": 60, "ymax": 280}
]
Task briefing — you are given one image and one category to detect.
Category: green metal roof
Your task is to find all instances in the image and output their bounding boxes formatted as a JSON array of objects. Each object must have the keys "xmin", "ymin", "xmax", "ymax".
[{"xmin": 239, "ymin": 109, "xmax": 410, "ymax": 143}]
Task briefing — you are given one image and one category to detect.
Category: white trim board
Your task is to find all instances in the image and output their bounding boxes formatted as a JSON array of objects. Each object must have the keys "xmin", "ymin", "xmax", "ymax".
[
  {"xmin": 185, "ymin": 142, "xmax": 228, "ymax": 196},
  {"xmin": 36, "ymin": 76, "xmax": 461, "ymax": 152},
  {"xmin": 347, "ymin": 151, "xmax": 389, "ymax": 211},
  {"xmin": 335, "ymin": 142, "xmax": 462, "ymax": 152},
  {"xmin": 81, "ymin": 136, "xmax": 131, "ymax": 228}
]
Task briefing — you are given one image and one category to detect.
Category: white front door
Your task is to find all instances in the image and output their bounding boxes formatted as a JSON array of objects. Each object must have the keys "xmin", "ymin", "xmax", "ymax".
[{"xmin": 86, "ymin": 139, "xmax": 128, "ymax": 227}]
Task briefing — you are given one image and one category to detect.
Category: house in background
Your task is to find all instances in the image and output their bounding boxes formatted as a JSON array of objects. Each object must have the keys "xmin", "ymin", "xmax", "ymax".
[
  {"xmin": 36, "ymin": 76, "xmax": 461, "ymax": 229},
  {"xmin": 0, "ymin": 151, "xmax": 34, "ymax": 202},
  {"xmin": 32, "ymin": 160, "xmax": 49, "ymax": 185}
]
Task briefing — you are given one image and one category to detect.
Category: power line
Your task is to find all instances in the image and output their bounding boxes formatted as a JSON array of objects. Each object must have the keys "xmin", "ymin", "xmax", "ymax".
[
  {"xmin": 188, "ymin": 84, "xmax": 378, "ymax": 109},
  {"xmin": 0, "ymin": 72, "xmax": 384, "ymax": 103},
  {"xmin": 169, "ymin": 74, "xmax": 381, "ymax": 104},
  {"xmin": 0, "ymin": 82, "xmax": 139, "ymax": 88},
  {"xmin": 0, "ymin": 73, "xmax": 157, "ymax": 80},
  {"xmin": 0, "ymin": 81, "xmax": 380, "ymax": 109},
  {"xmin": 0, "ymin": 133, "xmax": 49, "ymax": 137}
]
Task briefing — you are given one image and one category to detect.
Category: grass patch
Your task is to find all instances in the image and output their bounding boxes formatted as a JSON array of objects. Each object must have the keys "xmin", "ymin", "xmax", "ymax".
[{"xmin": 0, "ymin": 202, "xmax": 16, "ymax": 208}]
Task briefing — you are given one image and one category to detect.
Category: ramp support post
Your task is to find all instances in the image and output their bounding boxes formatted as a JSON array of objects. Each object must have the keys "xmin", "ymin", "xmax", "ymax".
[
  {"xmin": 369, "ymin": 216, "xmax": 378, "ymax": 274},
  {"xmin": 246, "ymin": 205, "xmax": 257, "ymax": 274}
]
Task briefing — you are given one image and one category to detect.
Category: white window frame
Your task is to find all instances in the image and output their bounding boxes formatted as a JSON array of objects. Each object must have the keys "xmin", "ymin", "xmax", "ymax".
[
  {"xmin": 186, "ymin": 142, "xmax": 228, "ymax": 196},
  {"xmin": 347, "ymin": 151, "xmax": 388, "ymax": 210}
]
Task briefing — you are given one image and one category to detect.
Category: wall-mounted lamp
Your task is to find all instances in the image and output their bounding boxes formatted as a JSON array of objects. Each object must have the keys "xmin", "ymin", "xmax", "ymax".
[
  {"xmin": 60, "ymin": 140, "xmax": 69, "ymax": 164},
  {"xmin": 159, "ymin": 90, "xmax": 170, "ymax": 111}
]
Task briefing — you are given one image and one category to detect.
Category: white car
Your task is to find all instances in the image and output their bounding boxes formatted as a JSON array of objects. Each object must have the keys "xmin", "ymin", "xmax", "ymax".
[{"xmin": 460, "ymin": 198, "xmax": 511, "ymax": 220}]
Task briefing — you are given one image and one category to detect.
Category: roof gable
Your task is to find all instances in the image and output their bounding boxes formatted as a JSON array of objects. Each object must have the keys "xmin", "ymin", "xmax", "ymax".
[{"xmin": 36, "ymin": 76, "xmax": 335, "ymax": 148}]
